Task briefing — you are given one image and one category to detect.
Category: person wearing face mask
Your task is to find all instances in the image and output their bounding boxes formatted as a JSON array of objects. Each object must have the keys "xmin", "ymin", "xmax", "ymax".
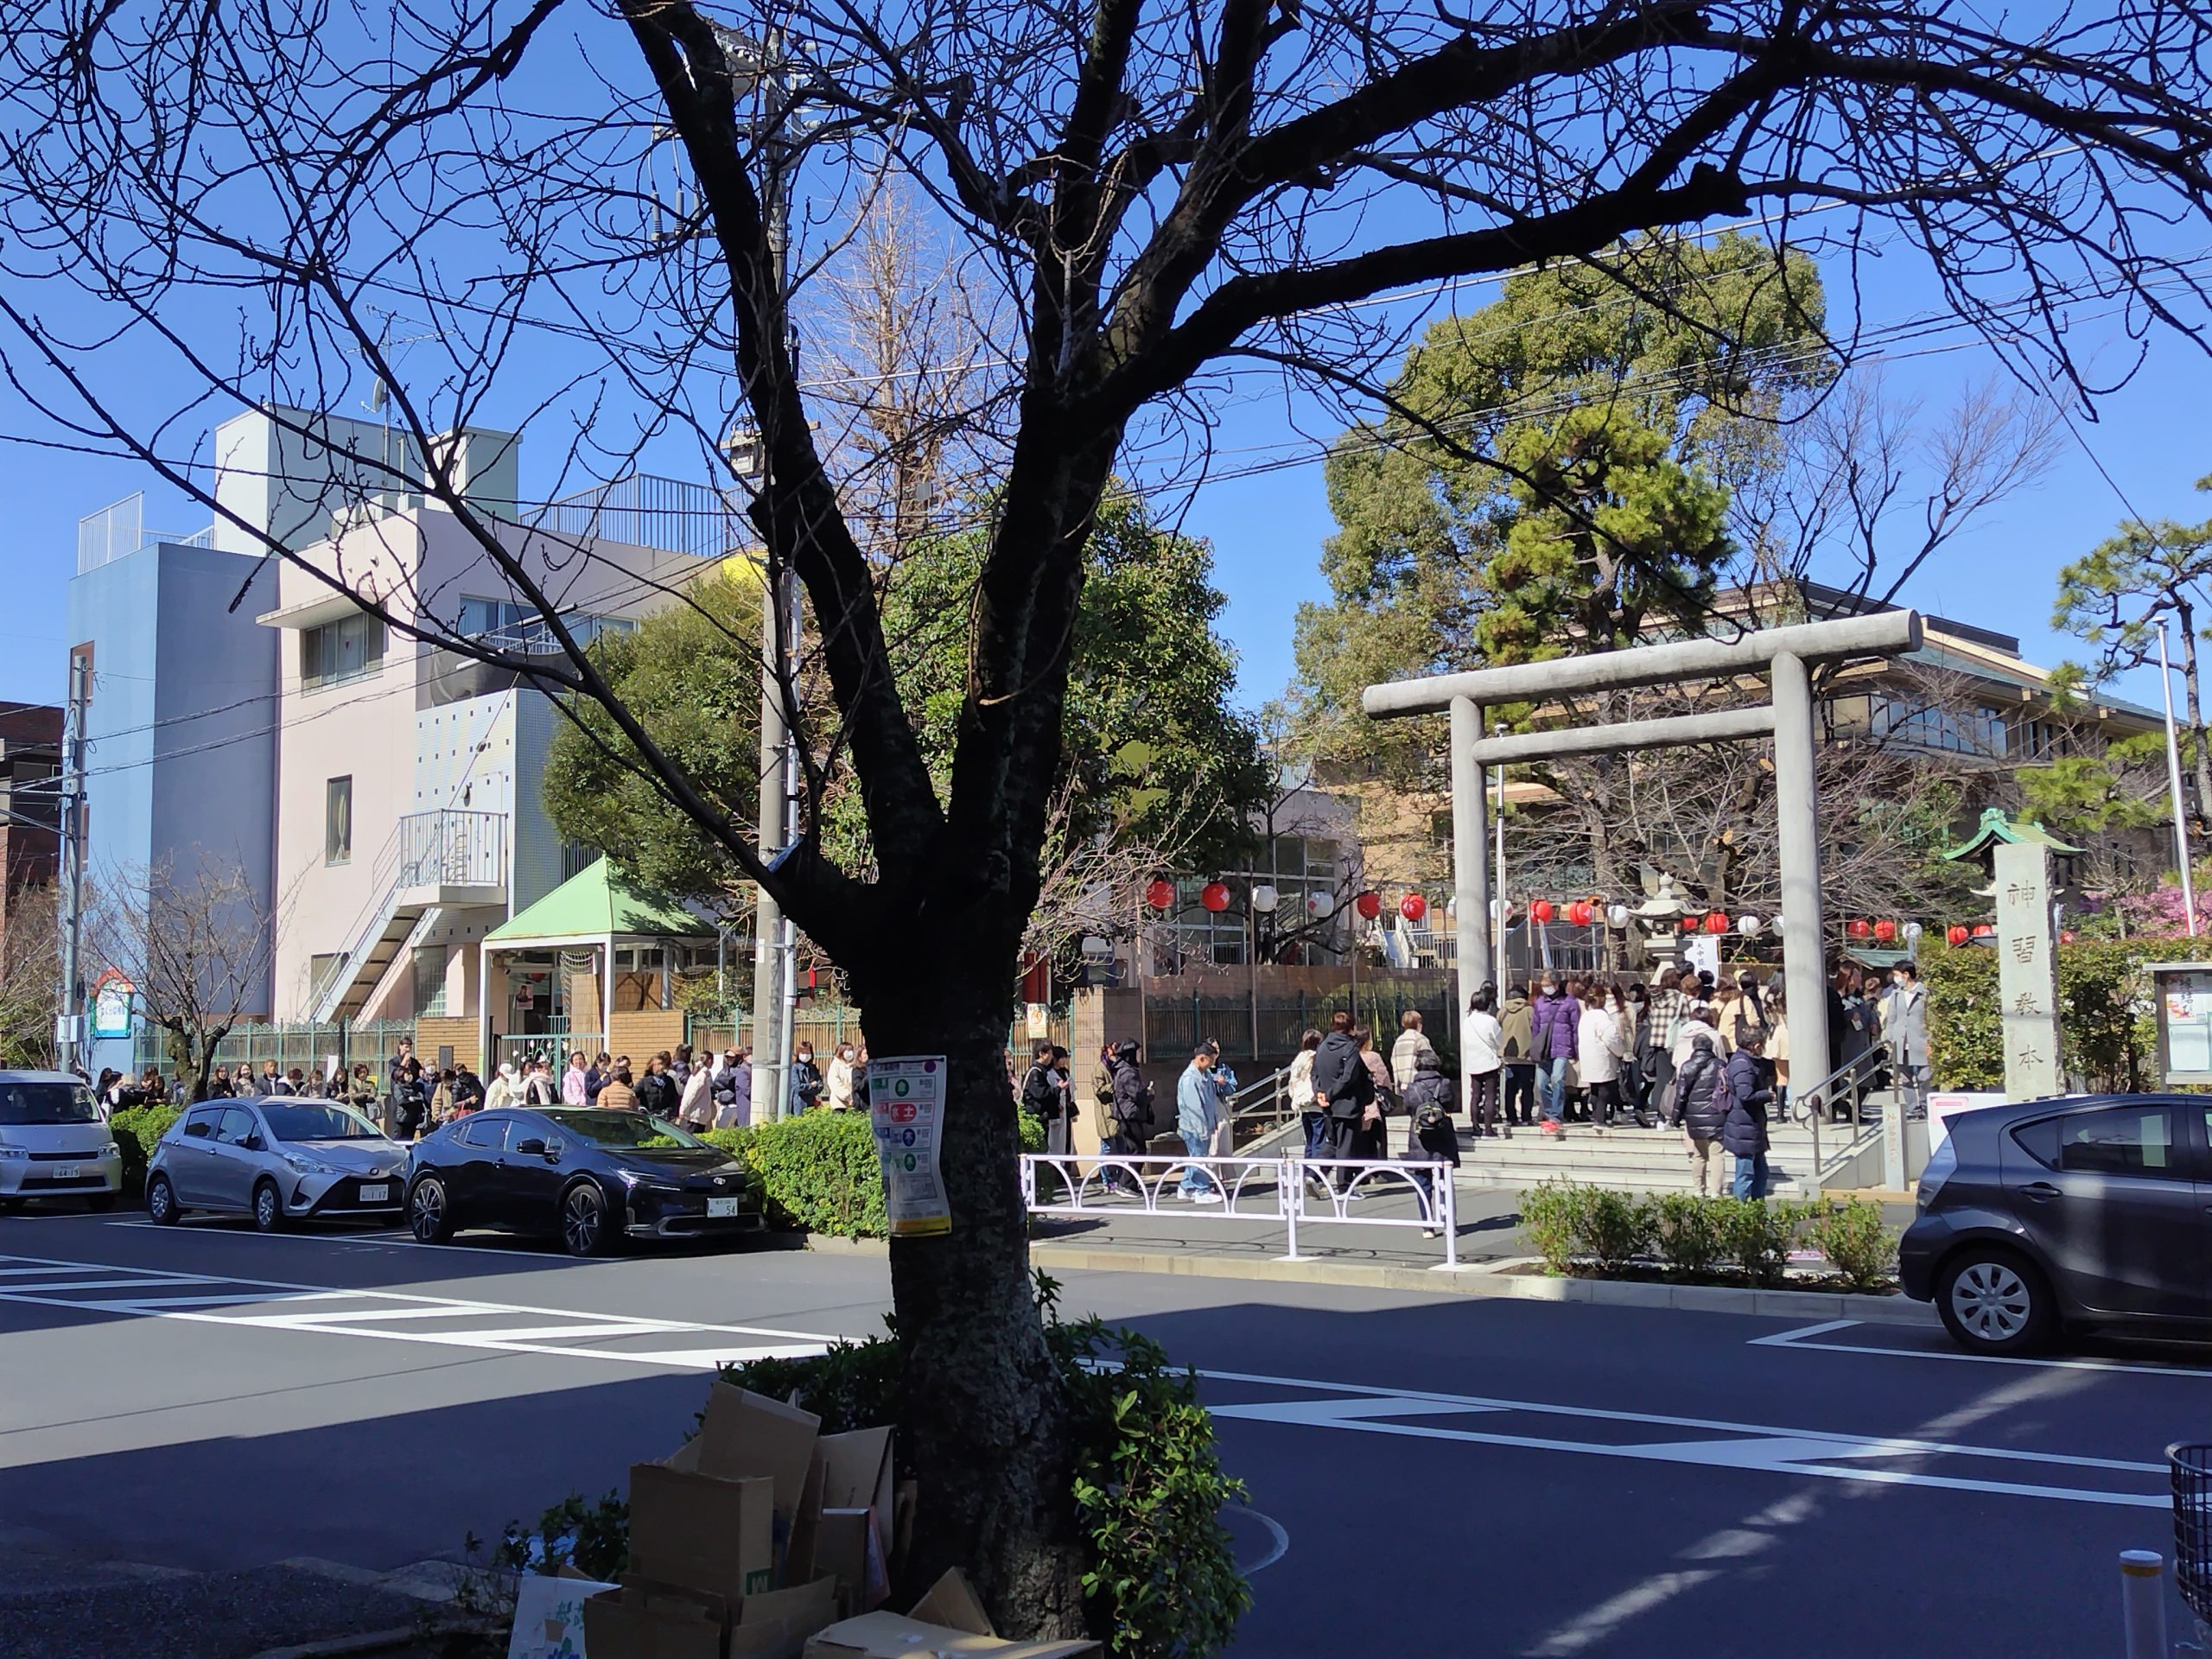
[
  {"xmin": 1882, "ymin": 960, "xmax": 1930, "ymax": 1119},
  {"xmin": 1497, "ymin": 984, "xmax": 1535, "ymax": 1132},
  {"xmin": 1530, "ymin": 974, "xmax": 1580, "ymax": 1135}
]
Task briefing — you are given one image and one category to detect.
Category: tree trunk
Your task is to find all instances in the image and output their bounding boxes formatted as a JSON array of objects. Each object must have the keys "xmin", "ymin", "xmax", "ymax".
[{"xmin": 860, "ymin": 956, "xmax": 1084, "ymax": 1638}]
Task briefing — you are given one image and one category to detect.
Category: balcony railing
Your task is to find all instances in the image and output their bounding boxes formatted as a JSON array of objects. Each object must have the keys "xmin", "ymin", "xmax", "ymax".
[{"xmin": 396, "ymin": 808, "xmax": 506, "ymax": 892}]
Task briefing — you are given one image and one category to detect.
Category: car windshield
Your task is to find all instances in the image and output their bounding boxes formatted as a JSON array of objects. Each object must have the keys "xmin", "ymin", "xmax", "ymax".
[
  {"xmin": 538, "ymin": 1109, "xmax": 706, "ymax": 1152},
  {"xmin": 0, "ymin": 1082, "xmax": 102, "ymax": 1126},
  {"xmin": 261, "ymin": 1103, "xmax": 383, "ymax": 1141}
]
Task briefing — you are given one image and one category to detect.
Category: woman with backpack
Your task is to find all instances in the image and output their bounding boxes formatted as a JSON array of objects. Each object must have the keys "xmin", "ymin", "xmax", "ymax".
[
  {"xmin": 1674, "ymin": 1033, "xmax": 1729, "ymax": 1197},
  {"xmin": 1399, "ymin": 1040, "xmax": 1459, "ymax": 1238}
]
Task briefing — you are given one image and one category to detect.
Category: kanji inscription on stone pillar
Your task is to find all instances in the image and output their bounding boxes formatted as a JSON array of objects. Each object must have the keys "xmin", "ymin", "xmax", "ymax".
[{"xmin": 1994, "ymin": 842, "xmax": 2063, "ymax": 1101}]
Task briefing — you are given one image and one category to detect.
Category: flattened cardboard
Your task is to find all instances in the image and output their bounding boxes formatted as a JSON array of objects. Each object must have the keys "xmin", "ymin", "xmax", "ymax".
[
  {"xmin": 509, "ymin": 1572, "xmax": 619, "ymax": 1658},
  {"xmin": 728, "ymin": 1574, "xmax": 841, "ymax": 1659},
  {"xmin": 814, "ymin": 1427, "xmax": 893, "ymax": 1525},
  {"xmin": 800, "ymin": 1611, "xmax": 1101, "ymax": 1659},
  {"xmin": 905, "ymin": 1568, "xmax": 991, "ymax": 1636},
  {"xmin": 810, "ymin": 1509, "xmax": 887, "ymax": 1612},
  {"xmin": 582, "ymin": 1579, "xmax": 728, "ymax": 1659},
  {"xmin": 696, "ymin": 1384, "xmax": 821, "ymax": 1516},
  {"xmin": 628, "ymin": 1461, "xmax": 776, "ymax": 1606}
]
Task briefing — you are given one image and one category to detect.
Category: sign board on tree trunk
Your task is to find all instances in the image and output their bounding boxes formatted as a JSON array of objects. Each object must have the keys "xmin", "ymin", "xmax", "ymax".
[
  {"xmin": 1993, "ymin": 842, "xmax": 2063, "ymax": 1101},
  {"xmin": 864, "ymin": 1056, "xmax": 950, "ymax": 1236}
]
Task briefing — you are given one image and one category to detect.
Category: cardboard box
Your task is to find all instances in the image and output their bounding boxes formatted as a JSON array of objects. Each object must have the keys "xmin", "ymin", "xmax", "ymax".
[
  {"xmin": 509, "ymin": 1572, "xmax": 620, "ymax": 1659},
  {"xmin": 582, "ymin": 1579, "xmax": 729, "ymax": 1659},
  {"xmin": 670, "ymin": 1384, "xmax": 821, "ymax": 1580},
  {"xmin": 800, "ymin": 1570, "xmax": 1102, "ymax": 1659},
  {"xmin": 811, "ymin": 1509, "xmax": 888, "ymax": 1613},
  {"xmin": 796, "ymin": 1426, "xmax": 893, "ymax": 1601},
  {"xmin": 628, "ymin": 1460, "xmax": 777, "ymax": 1606},
  {"xmin": 799, "ymin": 1611, "xmax": 1101, "ymax": 1659},
  {"xmin": 728, "ymin": 1575, "xmax": 842, "ymax": 1659}
]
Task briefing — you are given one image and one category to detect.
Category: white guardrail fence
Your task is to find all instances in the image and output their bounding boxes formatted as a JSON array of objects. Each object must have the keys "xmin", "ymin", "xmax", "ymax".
[{"xmin": 1018, "ymin": 1153, "xmax": 1465, "ymax": 1268}]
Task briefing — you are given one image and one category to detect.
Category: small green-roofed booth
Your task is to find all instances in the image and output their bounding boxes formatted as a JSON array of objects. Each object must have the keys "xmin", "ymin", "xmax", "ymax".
[
  {"xmin": 477, "ymin": 857, "xmax": 711, "ymax": 1070},
  {"xmin": 1941, "ymin": 806, "xmax": 2084, "ymax": 894}
]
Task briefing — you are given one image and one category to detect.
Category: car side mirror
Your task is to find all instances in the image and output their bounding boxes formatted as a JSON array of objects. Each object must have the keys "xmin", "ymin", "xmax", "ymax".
[
  {"xmin": 243, "ymin": 1135, "xmax": 264, "ymax": 1152},
  {"xmin": 512, "ymin": 1136, "xmax": 547, "ymax": 1156}
]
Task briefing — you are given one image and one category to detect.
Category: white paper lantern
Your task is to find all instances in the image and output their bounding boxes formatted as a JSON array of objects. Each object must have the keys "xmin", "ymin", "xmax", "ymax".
[
  {"xmin": 1606, "ymin": 902, "xmax": 1631, "ymax": 928},
  {"xmin": 1902, "ymin": 919, "xmax": 1923, "ymax": 943},
  {"xmin": 1737, "ymin": 913, "xmax": 1763, "ymax": 936},
  {"xmin": 1306, "ymin": 890, "xmax": 1332, "ymax": 918},
  {"xmin": 1249, "ymin": 884, "xmax": 1280, "ymax": 914},
  {"xmin": 1770, "ymin": 914, "xmax": 1786, "ymax": 936}
]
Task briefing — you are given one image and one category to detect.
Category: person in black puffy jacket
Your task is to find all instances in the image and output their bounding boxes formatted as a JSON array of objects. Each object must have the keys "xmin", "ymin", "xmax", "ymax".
[
  {"xmin": 1674, "ymin": 1033, "xmax": 1728, "ymax": 1198},
  {"xmin": 1107, "ymin": 1041, "xmax": 1154, "ymax": 1194},
  {"xmin": 1722, "ymin": 1032, "xmax": 1776, "ymax": 1200}
]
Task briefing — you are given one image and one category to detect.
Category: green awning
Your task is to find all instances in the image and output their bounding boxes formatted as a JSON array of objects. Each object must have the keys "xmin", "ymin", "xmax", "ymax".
[
  {"xmin": 1941, "ymin": 805, "xmax": 2083, "ymax": 862},
  {"xmin": 484, "ymin": 856, "xmax": 708, "ymax": 944}
]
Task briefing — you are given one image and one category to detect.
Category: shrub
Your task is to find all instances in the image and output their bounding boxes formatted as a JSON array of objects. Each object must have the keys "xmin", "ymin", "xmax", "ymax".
[
  {"xmin": 1719, "ymin": 1198, "xmax": 1802, "ymax": 1287},
  {"xmin": 1578, "ymin": 1187, "xmax": 1653, "ymax": 1272},
  {"xmin": 744, "ymin": 1111, "xmax": 888, "ymax": 1236},
  {"xmin": 719, "ymin": 1273, "xmax": 1249, "ymax": 1658},
  {"xmin": 493, "ymin": 1488, "xmax": 631, "ymax": 1583},
  {"xmin": 1517, "ymin": 1178, "xmax": 1582, "ymax": 1274},
  {"xmin": 1649, "ymin": 1192, "xmax": 1728, "ymax": 1275},
  {"xmin": 1924, "ymin": 935, "xmax": 2206, "ymax": 1092},
  {"xmin": 1804, "ymin": 1198, "xmax": 1897, "ymax": 1291},
  {"xmin": 1019, "ymin": 1110, "xmax": 1046, "ymax": 1153},
  {"xmin": 108, "ymin": 1104, "xmax": 181, "ymax": 1198}
]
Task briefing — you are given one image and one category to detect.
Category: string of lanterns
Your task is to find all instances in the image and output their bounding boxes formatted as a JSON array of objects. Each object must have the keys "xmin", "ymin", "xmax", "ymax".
[{"xmin": 1144, "ymin": 877, "xmax": 2056, "ymax": 949}]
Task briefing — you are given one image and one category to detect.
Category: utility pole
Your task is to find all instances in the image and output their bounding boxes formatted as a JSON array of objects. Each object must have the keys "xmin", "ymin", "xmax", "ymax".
[
  {"xmin": 746, "ymin": 29, "xmax": 802, "ymax": 1121},
  {"xmin": 57, "ymin": 651, "xmax": 89, "ymax": 1072},
  {"xmin": 2159, "ymin": 622, "xmax": 2200, "ymax": 936}
]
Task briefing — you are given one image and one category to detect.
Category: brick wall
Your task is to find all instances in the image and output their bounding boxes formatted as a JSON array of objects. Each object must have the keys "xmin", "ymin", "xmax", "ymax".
[
  {"xmin": 413, "ymin": 1015, "xmax": 480, "ymax": 1073},
  {"xmin": 609, "ymin": 1009, "xmax": 683, "ymax": 1059}
]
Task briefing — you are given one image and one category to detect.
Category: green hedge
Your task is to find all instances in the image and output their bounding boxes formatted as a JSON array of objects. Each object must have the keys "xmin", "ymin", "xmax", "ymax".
[
  {"xmin": 696, "ymin": 1109, "xmax": 1048, "ymax": 1239},
  {"xmin": 722, "ymin": 1274, "xmax": 1249, "ymax": 1658},
  {"xmin": 108, "ymin": 1105, "xmax": 181, "ymax": 1198},
  {"xmin": 1519, "ymin": 1179, "xmax": 1897, "ymax": 1290},
  {"xmin": 1924, "ymin": 936, "xmax": 2206, "ymax": 1091}
]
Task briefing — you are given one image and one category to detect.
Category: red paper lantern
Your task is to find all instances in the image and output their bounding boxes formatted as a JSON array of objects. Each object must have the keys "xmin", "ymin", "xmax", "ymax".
[
  {"xmin": 1873, "ymin": 918, "xmax": 1897, "ymax": 943},
  {"xmin": 1946, "ymin": 925, "xmax": 1969, "ymax": 947},
  {"xmin": 1565, "ymin": 900, "xmax": 1593, "ymax": 927},
  {"xmin": 1400, "ymin": 893, "xmax": 1427, "ymax": 923},
  {"xmin": 1355, "ymin": 890, "xmax": 1383, "ymax": 920},
  {"xmin": 1529, "ymin": 899, "xmax": 1555, "ymax": 925},
  {"xmin": 1145, "ymin": 878, "xmax": 1175, "ymax": 911},
  {"xmin": 1704, "ymin": 911, "xmax": 1729, "ymax": 935},
  {"xmin": 1972, "ymin": 923, "xmax": 1996, "ymax": 938},
  {"xmin": 1200, "ymin": 880, "xmax": 1231, "ymax": 913},
  {"xmin": 1847, "ymin": 918, "xmax": 1872, "ymax": 940}
]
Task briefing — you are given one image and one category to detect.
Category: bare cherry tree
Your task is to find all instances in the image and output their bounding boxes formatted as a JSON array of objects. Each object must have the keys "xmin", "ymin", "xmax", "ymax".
[
  {"xmin": 0, "ymin": 883, "xmax": 58, "ymax": 1071},
  {"xmin": 87, "ymin": 858, "xmax": 275, "ymax": 1103},
  {"xmin": 7, "ymin": 0, "xmax": 2212, "ymax": 1628}
]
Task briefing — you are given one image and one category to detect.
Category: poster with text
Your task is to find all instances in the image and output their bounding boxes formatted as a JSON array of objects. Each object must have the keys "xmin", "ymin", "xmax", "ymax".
[
  {"xmin": 2164, "ymin": 970, "xmax": 2212, "ymax": 1079},
  {"xmin": 866, "ymin": 1055, "xmax": 951, "ymax": 1236}
]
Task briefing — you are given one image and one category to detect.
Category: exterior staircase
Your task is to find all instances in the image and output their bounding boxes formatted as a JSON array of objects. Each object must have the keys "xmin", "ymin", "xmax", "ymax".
[
  {"xmin": 309, "ymin": 810, "xmax": 508, "ymax": 1023},
  {"xmin": 1451, "ymin": 1099, "xmax": 1898, "ymax": 1198}
]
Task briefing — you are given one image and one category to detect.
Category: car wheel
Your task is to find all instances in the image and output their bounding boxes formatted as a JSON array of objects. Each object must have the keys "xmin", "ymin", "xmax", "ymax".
[
  {"xmin": 251, "ymin": 1179, "xmax": 286, "ymax": 1234},
  {"xmin": 408, "ymin": 1175, "xmax": 454, "ymax": 1243},
  {"xmin": 146, "ymin": 1174, "xmax": 181, "ymax": 1225},
  {"xmin": 85, "ymin": 1192, "xmax": 117, "ymax": 1213},
  {"xmin": 560, "ymin": 1180, "xmax": 614, "ymax": 1257},
  {"xmin": 1936, "ymin": 1248, "xmax": 2054, "ymax": 1356}
]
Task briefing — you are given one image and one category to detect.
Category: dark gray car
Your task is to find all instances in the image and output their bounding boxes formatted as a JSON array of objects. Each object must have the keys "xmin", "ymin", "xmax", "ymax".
[{"xmin": 1900, "ymin": 1092, "xmax": 2209, "ymax": 1354}]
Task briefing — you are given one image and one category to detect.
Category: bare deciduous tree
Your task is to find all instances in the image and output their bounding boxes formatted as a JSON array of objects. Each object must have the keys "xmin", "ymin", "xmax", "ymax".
[
  {"xmin": 0, "ymin": 884, "xmax": 58, "ymax": 1070},
  {"xmin": 89, "ymin": 859, "xmax": 274, "ymax": 1103},
  {"xmin": 7, "ymin": 0, "xmax": 2212, "ymax": 1626}
]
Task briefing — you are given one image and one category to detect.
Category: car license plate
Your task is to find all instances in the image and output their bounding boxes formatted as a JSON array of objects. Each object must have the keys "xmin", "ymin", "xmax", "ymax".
[
  {"xmin": 706, "ymin": 1196, "xmax": 741, "ymax": 1218},
  {"xmin": 357, "ymin": 1183, "xmax": 390, "ymax": 1204},
  {"xmin": 54, "ymin": 1166, "xmax": 78, "ymax": 1180}
]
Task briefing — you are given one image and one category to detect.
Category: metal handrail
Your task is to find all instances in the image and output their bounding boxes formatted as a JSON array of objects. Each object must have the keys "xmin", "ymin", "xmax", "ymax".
[
  {"xmin": 311, "ymin": 809, "xmax": 508, "ymax": 1022},
  {"xmin": 1790, "ymin": 1036, "xmax": 1895, "ymax": 1186},
  {"xmin": 1227, "ymin": 1062, "xmax": 1296, "ymax": 1141}
]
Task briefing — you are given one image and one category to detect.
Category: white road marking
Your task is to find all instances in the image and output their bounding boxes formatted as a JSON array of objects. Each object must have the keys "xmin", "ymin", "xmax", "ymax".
[
  {"xmin": 1222, "ymin": 1503, "xmax": 1291, "ymax": 1574},
  {"xmin": 0, "ymin": 1251, "xmax": 834, "ymax": 1370},
  {"xmin": 1198, "ymin": 1367, "xmax": 2168, "ymax": 1508},
  {"xmin": 1753, "ymin": 1318, "xmax": 2212, "ymax": 1378}
]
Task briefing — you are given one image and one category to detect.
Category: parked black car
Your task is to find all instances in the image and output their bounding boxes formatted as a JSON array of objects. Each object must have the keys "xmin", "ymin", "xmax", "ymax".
[
  {"xmin": 404, "ymin": 1108, "xmax": 762, "ymax": 1256},
  {"xmin": 1900, "ymin": 1093, "xmax": 2211, "ymax": 1355}
]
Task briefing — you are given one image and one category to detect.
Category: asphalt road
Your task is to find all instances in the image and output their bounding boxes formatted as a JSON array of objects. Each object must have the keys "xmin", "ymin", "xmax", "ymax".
[{"xmin": 1, "ymin": 1208, "xmax": 2204, "ymax": 1657}]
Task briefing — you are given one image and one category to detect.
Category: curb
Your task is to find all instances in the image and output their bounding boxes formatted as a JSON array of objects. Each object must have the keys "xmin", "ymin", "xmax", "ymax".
[{"xmin": 801, "ymin": 1234, "xmax": 1937, "ymax": 1325}]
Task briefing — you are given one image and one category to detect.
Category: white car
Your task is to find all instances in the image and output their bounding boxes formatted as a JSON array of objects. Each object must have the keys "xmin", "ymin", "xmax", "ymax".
[{"xmin": 0, "ymin": 1071, "xmax": 123, "ymax": 1211}]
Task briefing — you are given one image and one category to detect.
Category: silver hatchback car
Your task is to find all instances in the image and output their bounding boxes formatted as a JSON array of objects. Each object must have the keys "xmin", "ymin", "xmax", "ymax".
[{"xmin": 146, "ymin": 1098, "xmax": 410, "ymax": 1231}]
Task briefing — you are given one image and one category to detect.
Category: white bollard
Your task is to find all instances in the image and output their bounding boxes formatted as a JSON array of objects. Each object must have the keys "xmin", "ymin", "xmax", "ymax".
[{"xmin": 2121, "ymin": 1550, "xmax": 2168, "ymax": 1659}]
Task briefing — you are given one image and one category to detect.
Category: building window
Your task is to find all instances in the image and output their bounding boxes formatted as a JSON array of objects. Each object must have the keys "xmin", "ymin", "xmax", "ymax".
[
  {"xmin": 411, "ymin": 945, "xmax": 448, "ymax": 1017},
  {"xmin": 460, "ymin": 595, "xmax": 637, "ymax": 653},
  {"xmin": 309, "ymin": 953, "xmax": 344, "ymax": 999},
  {"xmin": 302, "ymin": 613, "xmax": 385, "ymax": 690},
  {"xmin": 325, "ymin": 776, "xmax": 353, "ymax": 865},
  {"xmin": 1871, "ymin": 695, "xmax": 2006, "ymax": 758}
]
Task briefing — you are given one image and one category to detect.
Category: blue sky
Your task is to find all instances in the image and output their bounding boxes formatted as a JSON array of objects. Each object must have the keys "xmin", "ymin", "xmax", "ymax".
[{"xmin": 0, "ymin": 232, "xmax": 2199, "ymax": 722}]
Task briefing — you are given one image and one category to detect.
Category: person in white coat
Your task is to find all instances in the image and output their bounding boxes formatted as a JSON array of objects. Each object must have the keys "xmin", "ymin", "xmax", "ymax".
[
  {"xmin": 1465, "ymin": 988, "xmax": 1505, "ymax": 1139},
  {"xmin": 1577, "ymin": 986, "xmax": 1629, "ymax": 1133}
]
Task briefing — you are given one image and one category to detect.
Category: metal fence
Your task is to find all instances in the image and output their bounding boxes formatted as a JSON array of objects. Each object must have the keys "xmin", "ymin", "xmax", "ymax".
[
  {"xmin": 1144, "ymin": 985, "xmax": 1458, "ymax": 1065},
  {"xmin": 1020, "ymin": 1151, "xmax": 1464, "ymax": 1266},
  {"xmin": 683, "ymin": 1008, "xmax": 1075, "ymax": 1059},
  {"xmin": 132, "ymin": 1019, "xmax": 416, "ymax": 1081},
  {"xmin": 397, "ymin": 808, "xmax": 506, "ymax": 889}
]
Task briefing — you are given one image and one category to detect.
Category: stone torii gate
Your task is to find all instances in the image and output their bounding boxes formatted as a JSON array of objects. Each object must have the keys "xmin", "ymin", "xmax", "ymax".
[{"xmin": 1361, "ymin": 611, "xmax": 1924, "ymax": 1096}]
